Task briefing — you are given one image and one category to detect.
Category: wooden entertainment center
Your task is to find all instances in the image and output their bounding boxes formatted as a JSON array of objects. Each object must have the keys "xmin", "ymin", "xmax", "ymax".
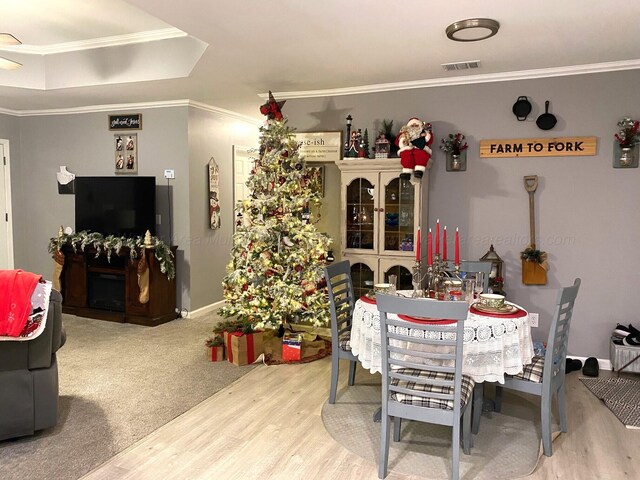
[{"xmin": 60, "ymin": 245, "xmax": 177, "ymax": 326}]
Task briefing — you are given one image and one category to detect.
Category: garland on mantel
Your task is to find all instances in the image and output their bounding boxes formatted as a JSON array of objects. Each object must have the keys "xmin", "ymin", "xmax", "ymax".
[{"xmin": 48, "ymin": 231, "xmax": 175, "ymax": 280}]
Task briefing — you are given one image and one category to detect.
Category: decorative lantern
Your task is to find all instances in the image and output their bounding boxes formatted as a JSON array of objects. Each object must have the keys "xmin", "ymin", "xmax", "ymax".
[{"xmin": 480, "ymin": 244, "xmax": 504, "ymax": 294}]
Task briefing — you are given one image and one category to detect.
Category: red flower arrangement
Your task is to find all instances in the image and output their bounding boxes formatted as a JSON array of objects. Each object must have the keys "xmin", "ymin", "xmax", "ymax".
[
  {"xmin": 615, "ymin": 117, "xmax": 640, "ymax": 148},
  {"xmin": 440, "ymin": 132, "xmax": 469, "ymax": 155}
]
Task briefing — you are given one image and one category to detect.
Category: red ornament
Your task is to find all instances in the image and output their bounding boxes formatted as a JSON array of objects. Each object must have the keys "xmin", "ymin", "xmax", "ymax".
[{"xmin": 242, "ymin": 283, "xmax": 249, "ymax": 291}]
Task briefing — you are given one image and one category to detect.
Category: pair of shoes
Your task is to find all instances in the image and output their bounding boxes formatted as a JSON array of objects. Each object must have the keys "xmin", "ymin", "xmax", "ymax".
[
  {"xmin": 582, "ymin": 357, "xmax": 599, "ymax": 377},
  {"xmin": 565, "ymin": 358, "xmax": 583, "ymax": 373},
  {"xmin": 612, "ymin": 323, "xmax": 640, "ymax": 338}
]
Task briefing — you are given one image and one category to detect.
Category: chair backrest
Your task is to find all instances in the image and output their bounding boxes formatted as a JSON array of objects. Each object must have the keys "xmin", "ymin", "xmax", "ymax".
[
  {"xmin": 543, "ymin": 278, "xmax": 581, "ymax": 387},
  {"xmin": 445, "ymin": 260, "xmax": 492, "ymax": 291},
  {"xmin": 376, "ymin": 294, "xmax": 469, "ymax": 417},
  {"xmin": 323, "ymin": 261, "xmax": 356, "ymax": 349}
]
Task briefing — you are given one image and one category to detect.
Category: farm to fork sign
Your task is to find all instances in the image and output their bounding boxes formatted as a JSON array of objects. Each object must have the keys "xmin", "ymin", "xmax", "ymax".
[{"xmin": 480, "ymin": 136, "xmax": 597, "ymax": 158}]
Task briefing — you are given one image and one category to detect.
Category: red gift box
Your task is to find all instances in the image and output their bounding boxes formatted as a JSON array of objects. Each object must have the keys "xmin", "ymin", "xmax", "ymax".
[
  {"xmin": 282, "ymin": 332, "xmax": 302, "ymax": 362},
  {"xmin": 206, "ymin": 345, "xmax": 225, "ymax": 362},
  {"xmin": 224, "ymin": 330, "xmax": 264, "ymax": 366}
]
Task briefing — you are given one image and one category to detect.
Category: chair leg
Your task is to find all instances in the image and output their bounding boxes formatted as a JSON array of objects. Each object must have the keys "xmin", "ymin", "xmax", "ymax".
[
  {"xmin": 541, "ymin": 392, "xmax": 553, "ymax": 457},
  {"xmin": 557, "ymin": 383, "xmax": 568, "ymax": 433},
  {"xmin": 494, "ymin": 385, "xmax": 503, "ymax": 412},
  {"xmin": 393, "ymin": 417, "xmax": 401, "ymax": 442},
  {"xmin": 471, "ymin": 382, "xmax": 484, "ymax": 435},
  {"xmin": 378, "ymin": 410, "xmax": 391, "ymax": 479},
  {"xmin": 348, "ymin": 359, "xmax": 357, "ymax": 386},
  {"xmin": 462, "ymin": 403, "xmax": 472, "ymax": 454},
  {"xmin": 452, "ymin": 418, "xmax": 461, "ymax": 480},
  {"xmin": 329, "ymin": 356, "xmax": 339, "ymax": 404}
]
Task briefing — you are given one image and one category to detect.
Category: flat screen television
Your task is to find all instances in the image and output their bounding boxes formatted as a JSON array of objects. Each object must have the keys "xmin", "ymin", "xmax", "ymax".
[{"xmin": 75, "ymin": 176, "xmax": 156, "ymax": 237}]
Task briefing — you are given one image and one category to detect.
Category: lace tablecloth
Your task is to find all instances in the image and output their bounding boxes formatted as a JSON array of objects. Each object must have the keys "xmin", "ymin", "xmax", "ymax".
[{"xmin": 350, "ymin": 294, "xmax": 534, "ymax": 384}]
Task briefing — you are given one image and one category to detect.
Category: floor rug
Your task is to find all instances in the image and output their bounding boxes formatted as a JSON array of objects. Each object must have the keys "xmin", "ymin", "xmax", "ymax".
[
  {"xmin": 580, "ymin": 377, "xmax": 640, "ymax": 429},
  {"xmin": 322, "ymin": 378, "xmax": 555, "ymax": 479}
]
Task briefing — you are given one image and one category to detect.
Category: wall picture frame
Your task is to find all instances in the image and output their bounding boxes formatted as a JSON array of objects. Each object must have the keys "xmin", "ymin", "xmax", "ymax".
[
  {"xmin": 109, "ymin": 113, "xmax": 142, "ymax": 130},
  {"xmin": 114, "ymin": 133, "xmax": 138, "ymax": 174},
  {"xmin": 209, "ymin": 157, "xmax": 221, "ymax": 229}
]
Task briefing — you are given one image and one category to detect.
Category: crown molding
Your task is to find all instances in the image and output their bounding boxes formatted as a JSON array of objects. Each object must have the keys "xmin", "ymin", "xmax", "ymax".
[
  {"xmin": 188, "ymin": 101, "xmax": 262, "ymax": 125},
  {"xmin": 262, "ymin": 59, "xmax": 640, "ymax": 100},
  {"xmin": 0, "ymin": 99, "xmax": 261, "ymax": 126},
  {"xmin": 0, "ymin": 28, "xmax": 187, "ymax": 55}
]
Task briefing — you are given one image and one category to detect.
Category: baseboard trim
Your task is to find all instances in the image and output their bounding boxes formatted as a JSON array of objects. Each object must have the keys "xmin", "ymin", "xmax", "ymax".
[{"xmin": 188, "ymin": 300, "xmax": 225, "ymax": 319}]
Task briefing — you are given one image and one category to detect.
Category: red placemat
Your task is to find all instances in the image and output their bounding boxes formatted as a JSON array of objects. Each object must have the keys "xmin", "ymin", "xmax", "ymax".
[
  {"xmin": 397, "ymin": 314, "xmax": 456, "ymax": 325},
  {"xmin": 469, "ymin": 304, "xmax": 527, "ymax": 319},
  {"xmin": 359, "ymin": 295, "xmax": 377, "ymax": 305}
]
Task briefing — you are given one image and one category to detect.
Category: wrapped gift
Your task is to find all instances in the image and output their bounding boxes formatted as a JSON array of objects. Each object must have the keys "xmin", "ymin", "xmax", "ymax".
[
  {"xmin": 282, "ymin": 332, "xmax": 303, "ymax": 362},
  {"xmin": 224, "ymin": 331, "xmax": 264, "ymax": 366},
  {"xmin": 206, "ymin": 345, "xmax": 225, "ymax": 362}
]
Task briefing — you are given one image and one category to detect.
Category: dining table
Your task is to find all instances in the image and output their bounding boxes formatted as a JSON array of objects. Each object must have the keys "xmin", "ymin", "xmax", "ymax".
[{"xmin": 350, "ymin": 291, "xmax": 535, "ymax": 431}]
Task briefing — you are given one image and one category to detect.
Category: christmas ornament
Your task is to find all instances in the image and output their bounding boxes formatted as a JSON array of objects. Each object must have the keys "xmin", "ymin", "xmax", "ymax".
[
  {"xmin": 294, "ymin": 162, "xmax": 303, "ymax": 170},
  {"xmin": 259, "ymin": 91, "xmax": 286, "ymax": 121}
]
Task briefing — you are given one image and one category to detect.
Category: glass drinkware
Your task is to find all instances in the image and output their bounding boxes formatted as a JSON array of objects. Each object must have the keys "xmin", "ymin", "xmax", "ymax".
[
  {"xmin": 462, "ymin": 278, "xmax": 476, "ymax": 304},
  {"xmin": 388, "ymin": 274, "xmax": 397, "ymax": 295},
  {"xmin": 474, "ymin": 272, "xmax": 485, "ymax": 299}
]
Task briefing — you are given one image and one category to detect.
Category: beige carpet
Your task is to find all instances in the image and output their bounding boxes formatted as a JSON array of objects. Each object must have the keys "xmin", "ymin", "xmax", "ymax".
[
  {"xmin": 0, "ymin": 313, "xmax": 255, "ymax": 480},
  {"xmin": 322, "ymin": 377, "xmax": 556, "ymax": 479}
]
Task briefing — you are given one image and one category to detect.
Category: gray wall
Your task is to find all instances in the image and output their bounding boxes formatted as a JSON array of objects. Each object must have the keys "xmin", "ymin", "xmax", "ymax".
[
  {"xmin": 284, "ymin": 69, "xmax": 640, "ymax": 360},
  {"xmin": 187, "ymin": 107, "xmax": 258, "ymax": 310},
  {"xmin": 3, "ymin": 105, "xmax": 258, "ymax": 312}
]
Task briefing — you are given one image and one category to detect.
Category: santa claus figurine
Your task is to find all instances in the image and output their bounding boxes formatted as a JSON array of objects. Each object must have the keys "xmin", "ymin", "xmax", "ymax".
[{"xmin": 396, "ymin": 117, "xmax": 433, "ymax": 180}]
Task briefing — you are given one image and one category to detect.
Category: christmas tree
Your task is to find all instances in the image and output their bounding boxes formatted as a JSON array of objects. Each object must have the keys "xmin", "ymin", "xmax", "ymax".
[{"xmin": 219, "ymin": 92, "xmax": 332, "ymax": 330}]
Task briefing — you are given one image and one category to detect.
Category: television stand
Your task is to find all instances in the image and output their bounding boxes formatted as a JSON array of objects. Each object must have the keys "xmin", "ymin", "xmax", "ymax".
[{"xmin": 60, "ymin": 245, "xmax": 178, "ymax": 326}]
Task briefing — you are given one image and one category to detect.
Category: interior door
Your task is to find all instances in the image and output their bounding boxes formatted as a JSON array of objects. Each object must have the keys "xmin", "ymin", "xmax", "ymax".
[
  {"xmin": 0, "ymin": 141, "xmax": 13, "ymax": 269},
  {"xmin": 232, "ymin": 146, "xmax": 257, "ymax": 220}
]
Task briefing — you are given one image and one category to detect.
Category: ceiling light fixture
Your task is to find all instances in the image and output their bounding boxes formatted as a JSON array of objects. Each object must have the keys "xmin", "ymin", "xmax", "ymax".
[
  {"xmin": 446, "ymin": 18, "xmax": 500, "ymax": 42},
  {"xmin": 0, "ymin": 32, "xmax": 22, "ymax": 70}
]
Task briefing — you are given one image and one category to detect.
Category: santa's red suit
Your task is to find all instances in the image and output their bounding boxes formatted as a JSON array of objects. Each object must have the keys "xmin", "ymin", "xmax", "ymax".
[{"xmin": 396, "ymin": 118, "xmax": 433, "ymax": 180}]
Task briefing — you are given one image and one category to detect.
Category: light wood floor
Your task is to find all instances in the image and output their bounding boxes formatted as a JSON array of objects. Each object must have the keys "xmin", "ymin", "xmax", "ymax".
[{"xmin": 82, "ymin": 358, "xmax": 638, "ymax": 480}]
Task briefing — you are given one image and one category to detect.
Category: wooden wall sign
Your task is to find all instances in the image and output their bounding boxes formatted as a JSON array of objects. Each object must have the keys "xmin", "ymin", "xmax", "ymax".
[
  {"xmin": 480, "ymin": 136, "xmax": 597, "ymax": 158},
  {"xmin": 109, "ymin": 114, "xmax": 142, "ymax": 130}
]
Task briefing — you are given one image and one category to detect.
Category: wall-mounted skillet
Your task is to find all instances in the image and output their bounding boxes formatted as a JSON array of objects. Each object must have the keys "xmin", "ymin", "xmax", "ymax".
[
  {"xmin": 512, "ymin": 96, "xmax": 532, "ymax": 121},
  {"xmin": 536, "ymin": 101, "xmax": 557, "ymax": 130}
]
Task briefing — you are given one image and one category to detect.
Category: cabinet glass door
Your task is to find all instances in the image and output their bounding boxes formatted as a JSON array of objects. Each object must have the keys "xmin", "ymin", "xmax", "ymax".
[
  {"xmin": 383, "ymin": 265, "xmax": 413, "ymax": 292},
  {"xmin": 382, "ymin": 176, "xmax": 415, "ymax": 253},
  {"xmin": 345, "ymin": 178, "xmax": 375, "ymax": 250},
  {"xmin": 350, "ymin": 262, "xmax": 374, "ymax": 299}
]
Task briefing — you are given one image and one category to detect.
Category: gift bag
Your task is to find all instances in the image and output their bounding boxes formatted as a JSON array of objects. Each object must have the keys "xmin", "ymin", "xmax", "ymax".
[
  {"xmin": 224, "ymin": 331, "xmax": 264, "ymax": 366},
  {"xmin": 282, "ymin": 332, "xmax": 302, "ymax": 362}
]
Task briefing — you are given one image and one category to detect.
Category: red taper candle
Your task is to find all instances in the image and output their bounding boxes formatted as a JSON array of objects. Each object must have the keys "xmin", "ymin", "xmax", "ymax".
[
  {"xmin": 435, "ymin": 219, "xmax": 440, "ymax": 255},
  {"xmin": 454, "ymin": 227, "xmax": 460, "ymax": 265},
  {"xmin": 427, "ymin": 228, "xmax": 433, "ymax": 266},
  {"xmin": 443, "ymin": 226, "xmax": 447, "ymax": 261},
  {"xmin": 416, "ymin": 227, "xmax": 421, "ymax": 262}
]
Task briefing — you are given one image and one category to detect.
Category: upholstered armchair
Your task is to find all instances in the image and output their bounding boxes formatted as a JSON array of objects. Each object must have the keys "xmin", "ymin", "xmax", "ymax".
[{"xmin": 0, "ymin": 289, "xmax": 66, "ymax": 441}]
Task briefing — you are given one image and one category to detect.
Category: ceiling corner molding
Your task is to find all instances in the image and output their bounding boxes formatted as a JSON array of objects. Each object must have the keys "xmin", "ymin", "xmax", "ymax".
[
  {"xmin": 267, "ymin": 59, "xmax": 640, "ymax": 100},
  {"xmin": 0, "ymin": 99, "xmax": 191, "ymax": 117},
  {"xmin": 2, "ymin": 28, "xmax": 188, "ymax": 55},
  {"xmin": 188, "ymin": 101, "xmax": 262, "ymax": 125}
]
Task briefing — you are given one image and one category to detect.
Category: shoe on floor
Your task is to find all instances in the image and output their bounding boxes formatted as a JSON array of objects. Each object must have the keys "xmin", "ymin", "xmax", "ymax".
[
  {"xmin": 582, "ymin": 357, "xmax": 599, "ymax": 377},
  {"xmin": 565, "ymin": 358, "xmax": 583, "ymax": 373}
]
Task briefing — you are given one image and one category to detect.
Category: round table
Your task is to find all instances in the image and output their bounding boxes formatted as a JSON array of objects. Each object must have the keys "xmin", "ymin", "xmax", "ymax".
[{"xmin": 350, "ymin": 293, "xmax": 534, "ymax": 384}]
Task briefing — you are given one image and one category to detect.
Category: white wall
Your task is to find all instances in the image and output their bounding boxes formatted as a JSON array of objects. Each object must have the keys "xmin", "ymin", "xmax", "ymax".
[{"xmin": 284, "ymin": 69, "xmax": 640, "ymax": 360}]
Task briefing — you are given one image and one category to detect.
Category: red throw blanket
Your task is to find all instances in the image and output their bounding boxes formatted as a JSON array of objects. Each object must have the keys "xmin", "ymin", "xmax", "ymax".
[{"xmin": 0, "ymin": 270, "xmax": 43, "ymax": 337}]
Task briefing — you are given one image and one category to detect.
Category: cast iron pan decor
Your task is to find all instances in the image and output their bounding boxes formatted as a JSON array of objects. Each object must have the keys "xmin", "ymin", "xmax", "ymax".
[
  {"xmin": 536, "ymin": 100, "xmax": 557, "ymax": 130},
  {"xmin": 512, "ymin": 96, "xmax": 532, "ymax": 121}
]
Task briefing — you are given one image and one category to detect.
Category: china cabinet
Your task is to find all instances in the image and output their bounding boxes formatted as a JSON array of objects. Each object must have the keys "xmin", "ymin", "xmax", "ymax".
[{"xmin": 336, "ymin": 158, "xmax": 429, "ymax": 297}]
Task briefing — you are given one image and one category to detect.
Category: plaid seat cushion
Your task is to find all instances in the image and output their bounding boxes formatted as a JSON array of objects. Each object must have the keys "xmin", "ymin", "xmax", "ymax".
[
  {"xmin": 338, "ymin": 333, "xmax": 351, "ymax": 351},
  {"xmin": 390, "ymin": 368, "xmax": 475, "ymax": 410},
  {"xmin": 511, "ymin": 355, "xmax": 545, "ymax": 383}
]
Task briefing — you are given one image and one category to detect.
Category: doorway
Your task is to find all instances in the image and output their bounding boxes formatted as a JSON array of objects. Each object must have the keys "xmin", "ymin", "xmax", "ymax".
[{"xmin": 0, "ymin": 140, "xmax": 14, "ymax": 269}]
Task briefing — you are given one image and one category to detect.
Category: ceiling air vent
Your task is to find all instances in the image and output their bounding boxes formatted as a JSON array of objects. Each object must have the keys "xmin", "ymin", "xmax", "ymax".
[{"xmin": 441, "ymin": 60, "xmax": 481, "ymax": 72}]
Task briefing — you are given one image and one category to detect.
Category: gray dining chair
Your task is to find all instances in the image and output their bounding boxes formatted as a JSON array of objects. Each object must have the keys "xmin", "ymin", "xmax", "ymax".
[
  {"xmin": 376, "ymin": 294, "xmax": 474, "ymax": 480},
  {"xmin": 445, "ymin": 260, "xmax": 492, "ymax": 292},
  {"xmin": 324, "ymin": 260, "xmax": 359, "ymax": 404},
  {"xmin": 494, "ymin": 278, "xmax": 581, "ymax": 457}
]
